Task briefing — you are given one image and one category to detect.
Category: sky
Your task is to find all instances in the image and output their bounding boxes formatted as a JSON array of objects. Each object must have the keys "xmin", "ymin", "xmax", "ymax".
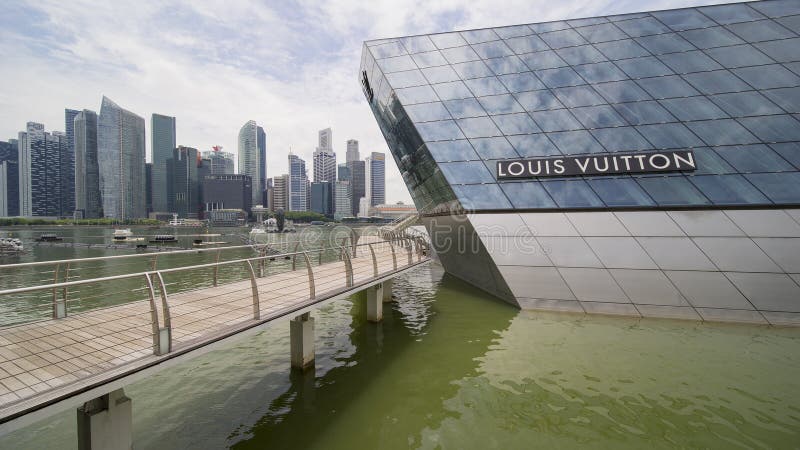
[{"xmin": 0, "ymin": 0, "xmax": 740, "ymax": 205}]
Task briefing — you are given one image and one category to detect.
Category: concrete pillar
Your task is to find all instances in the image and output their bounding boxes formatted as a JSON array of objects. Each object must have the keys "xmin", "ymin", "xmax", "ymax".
[
  {"xmin": 382, "ymin": 279, "xmax": 393, "ymax": 303},
  {"xmin": 367, "ymin": 284, "xmax": 383, "ymax": 322},
  {"xmin": 77, "ymin": 388, "xmax": 132, "ymax": 450},
  {"xmin": 290, "ymin": 313, "xmax": 315, "ymax": 371}
]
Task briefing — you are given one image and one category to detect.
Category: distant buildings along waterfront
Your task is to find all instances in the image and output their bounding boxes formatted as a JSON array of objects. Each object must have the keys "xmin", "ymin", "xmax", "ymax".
[
  {"xmin": 151, "ymin": 113, "xmax": 176, "ymax": 214},
  {"xmin": 73, "ymin": 110, "xmax": 101, "ymax": 218},
  {"xmin": 237, "ymin": 120, "xmax": 267, "ymax": 208}
]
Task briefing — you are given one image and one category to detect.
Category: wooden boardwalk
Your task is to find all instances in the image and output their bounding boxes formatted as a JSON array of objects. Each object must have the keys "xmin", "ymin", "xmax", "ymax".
[{"xmin": 0, "ymin": 236, "xmax": 429, "ymax": 424}]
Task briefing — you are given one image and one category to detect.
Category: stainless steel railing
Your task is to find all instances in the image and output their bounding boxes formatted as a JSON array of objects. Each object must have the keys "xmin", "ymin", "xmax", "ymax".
[{"xmin": 0, "ymin": 235, "xmax": 428, "ymax": 359}]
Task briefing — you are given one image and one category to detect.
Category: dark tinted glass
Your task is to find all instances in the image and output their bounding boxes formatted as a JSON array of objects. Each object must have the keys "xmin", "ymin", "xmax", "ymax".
[
  {"xmin": 691, "ymin": 147, "xmax": 737, "ymax": 174},
  {"xmin": 683, "ymin": 70, "xmax": 752, "ymax": 94},
  {"xmin": 519, "ymin": 51, "xmax": 568, "ymax": 70},
  {"xmin": 557, "ymin": 46, "xmax": 608, "ymax": 65},
  {"xmin": 754, "ymin": 38, "xmax": 800, "ymax": 62},
  {"xmin": 636, "ymin": 75, "xmax": 700, "ymax": 99},
  {"xmin": 658, "ymin": 50, "xmax": 722, "ymax": 74},
  {"xmin": 758, "ymin": 87, "xmax": 800, "ymax": 113},
  {"xmin": 439, "ymin": 161, "xmax": 495, "ymax": 184},
  {"xmin": 686, "ymin": 119, "xmax": 759, "ymax": 146},
  {"xmin": 499, "ymin": 182, "xmax": 558, "ymax": 208},
  {"xmin": 456, "ymin": 117, "xmax": 504, "ymax": 138},
  {"xmin": 484, "ymin": 55, "xmax": 530, "ymax": 75},
  {"xmin": 464, "ymin": 77, "xmax": 510, "ymax": 96},
  {"xmin": 514, "ymin": 90, "xmax": 564, "ymax": 111},
  {"xmin": 451, "ymin": 60, "xmax": 495, "ymax": 79},
  {"xmin": 574, "ymin": 62, "xmax": 628, "ymax": 83},
  {"xmin": 636, "ymin": 176, "xmax": 711, "ymax": 205},
  {"xmin": 575, "ymin": 23, "xmax": 629, "ymax": 43},
  {"xmin": 745, "ymin": 172, "xmax": 800, "ymax": 203},
  {"xmin": 547, "ymin": 130, "xmax": 604, "ymax": 154},
  {"xmin": 405, "ymin": 102, "xmax": 453, "ymax": 122},
  {"xmin": 417, "ymin": 120, "xmax": 467, "ymax": 141},
  {"xmin": 739, "ymin": 115, "xmax": 800, "ymax": 141},
  {"xmin": 571, "ymin": 105, "xmax": 628, "ymax": 128},
  {"xmin": 594, "ymin": 80, "xmax": 653, "ymax": 103},
  {"xmin": 700, "ymin": 4, "xmax": 765, "ymax": 24},
  {"xmin": 594, "ymin": 40, "xmax": 651, "ymax": 60},
  {"xmin": 492, "ymin": 112, "xmax": 541, "ymax": 135},
  {"xmin": 552, "ymin": 85, "xmax": 607, "ymax": 107},
  {"xmin": 710, "ymin": 91, "xmax": 784, "ymax": 117},
  {"xmin": 635, "ymin": 34, "xmax": 695, "ymax": 54},
  {"xmin": 591, "ymin": 127, "xmax": 654, "ymax": 151},
  {"xmin": 432, "ymin": 81, "xmax": 474, "ymax": 100},
  {"xmin": 733, "ymin": 64, "xmax": 800, "ymax": 89},
  {"xmin": 507, "ymin": 134, "xmax": 562, "ymax": 157},
  {"xmin": 540, "ymin": 29, "xmax": 587, "ymax": 48},
  {"xmin": 505, "ymin": 35, "xmax": 549, "ymax": 54},
  {"xmin": 771, "ymin": 142, "xmax": 800, "ymax": 168},
  {"xmin": 469, "ymin": 137, "xmax": 518, "ymax": 159},
  {"xmin": 613, "ymin": 101, "xmax": 676, "ymax": 125},
  {"xmin": 472, "ymin": 41, "xmax": 515, "ymax": 59},
  {"xmin": 727, "ymin": 19, "xmax": 796, "ymax": 42},
  {"xmin": 498, "ymin": 73, "xmax": 545, "ymax": 92},
  {"xmin": 636, "ymin": 123, "xmax": 705, "ymax": 149},
  {"xmin": 653, "ymin": 9, "xmax": 714, "ymax": 31},
  {"xmin": 689, "ymin": 174, "xmax": 770, "ymax": 204},
  {"xmin": 680, "ymin": 27, "xmax": 745, "ymax": 49},
  {"xmin": 588, "ymin": 177, "xmax": 656, "ymax": 206},
  {"xmin": 615, "ymin": 17, "xmax": 671, "ymax": 37},
  {"xmin": 425, "ymin": 140, "xmax": 479, "ymax": 162},
  {"xmin": 704, "ymin": 44, "xmax": 777, "ymax": 69},
  {"xmin": 616, "ymin": 56, "xmax": 674, "ymax": 79},
  {"xmin": 443, "ymin": 98, "xmax": 487, "ymax": 119},
  {"xmin": 530, "ymin": 109, "xmax": 582, "ymax": 132},
  {"xmin": 659, "ymin": 97, "xmax": 729, "ymax": 121},
  {"xmin": 542, "ymin": 179, "xmax": 604, "ymax": 207},
  {"xmin": 460, "ymin": 29, "xmax": 501, "ymax": 44},
  {"xmin": 715, "ymin": 144, "xmax": 796, "ymax": 172},
  {"xmin": 535, "ymin": 67, "xmax": 587, "ymax": 88},
  {"xmin": 454, "ymin": 184, "xmax": 513, "ymax": 209}
]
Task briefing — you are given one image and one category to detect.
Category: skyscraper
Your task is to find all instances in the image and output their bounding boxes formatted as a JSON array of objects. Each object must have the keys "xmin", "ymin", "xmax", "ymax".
[
  {"xmin": 18, "ymin": 123, "xmax": 69, "ymax": 217},
  {"xmin": 288, "ymin": 153, "xmax": 307, "ymax": 211},
  {"xmin": 151, "ymin": 113, "xmax": 176, "ymax": 213},
  {"xmin": 63, "ymin": 109, "xmax": 79, "ymax": 216},
  {"xmin": 334, "ymin": 180, "xmax": 352, "ymax": 221},
  {"xmin": 310, "ymin": 181, "xmax": 333, "ymax": 217},
  {"xmin": 313, "ymin": 150, "xmax": 336, "ymax": 182},
  {"xmin": 273, "ymin": 174, "xmax": 289, "ymax": 211},
  {"xmin": 238, "ymin": 120, "xmax": 267, "ymax": 207},
  {"xmin": 98, "ymin": 96, "xmax": 147, "ymax": 220},
  {"xmin": 346, "ymin": 139, "xmax": 359, "ymax": 162},
  {"xmin": 167, "ymin": 146, "xmax": 199, "ymax": 218},
  {"xmin": 318, "ymin": 128, "xmax": 332, "ymax": 151},
  {"xmin": 201, "ymin": 148, "xmax": 235, "ymax": 175},
  {"xmin": 367, "ymin": 152, "xmax": 385, "ymax": 206},
  {"xmin": 346, "ymin": 159, "xmax": 365, "ymax": 218},
  {"xmin": 0, "ymin": 140, "xmax": 19, "ymax": 217},
  {"xmin": 74, "ymin": 110, "xmax": 102, "ymax": 218}
]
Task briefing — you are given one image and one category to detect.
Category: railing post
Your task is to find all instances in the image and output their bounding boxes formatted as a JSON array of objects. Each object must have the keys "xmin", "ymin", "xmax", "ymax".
[
  {"xmin": 405, "ymin": 238, "xmax": 413, "ymax": 266},
  {"xmin": 150, "ymin": 255, "xmax": 158, "ymax": 271},
  {"xmin": 367, "ymin": 243, "xmax": 378, "ymax": 277},
  {"xmin": 318, "ymin": 248, "xmax": 323, "ymax": 265},
  {"xmin": 144, "ymin": 274, "xmax": 162, "ymax": 355},
  {"xmin": 342, "ymin": 247, "xmax": 354, "ymax": 287},
  {"xmin": 213, "ymin": 250, "xmax": 221, "ymax": 286},
  {"xmin": 51, "ymin": 263, "xmax": 67, "ymax": 319},
  {"xmin": 154, "ymin": 272, "xmax": 172, "ymax": 355},
  {"xmin": 292, "ymin": 242, "xmax": 300, "ymax": 271},
  {"xmin": 303, "ymin": 252, "xmax": 315, "ymax": 300},
  {"xmin": 388, "ymin": 240, "xmax": 397, "ymax": 270},
  {"xmin": 245, "ymin": 260, "xmax": 260, "ymax": 320}
]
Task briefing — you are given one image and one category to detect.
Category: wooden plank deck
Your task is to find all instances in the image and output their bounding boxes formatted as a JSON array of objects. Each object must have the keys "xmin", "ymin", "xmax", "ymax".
[{"xmin": 0, "ymin": 238, "xmax": 426, "ymax": 423}]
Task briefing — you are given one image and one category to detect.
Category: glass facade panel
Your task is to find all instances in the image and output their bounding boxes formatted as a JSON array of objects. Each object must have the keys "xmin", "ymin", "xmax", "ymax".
[
  {"xmin": 362, "ymin": 1, "xmax": 800, "ymax": 214},
  {"xmin": 587, "ymin": 177, "xmax": 656, "ymax": 206}
]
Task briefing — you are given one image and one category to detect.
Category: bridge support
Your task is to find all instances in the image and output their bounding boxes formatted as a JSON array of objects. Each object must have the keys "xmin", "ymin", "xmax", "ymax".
[
  {"xmin": 77, "ymin": 388, "xmax": 132, "ymax": 450},
  {"xmin": 290, "ymin": 313, "xmax": 315, "ymax": 371},
  {"xmin": 382, "ymin": 279, "xmax": 393, "ymax": 303},
  {"xmin": 367, "ymin": 284, "xmax": 384, "ymax": 322}
]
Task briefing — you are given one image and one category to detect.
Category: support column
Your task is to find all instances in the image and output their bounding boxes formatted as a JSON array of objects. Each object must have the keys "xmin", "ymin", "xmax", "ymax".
[
  {"xmin": 77, "ymin": 388, "xmax": 132, "ymax": 450},
  {"xmin": 290, "ymin": 313, "xmax": 315, "ymax": 371},
  {"xmin": 367, "ymin": 284, "xmax": 383, "ymax": 322},
  {"xmin": 382, "ymin": 279, "xmax": 393, "ymax": 303}
]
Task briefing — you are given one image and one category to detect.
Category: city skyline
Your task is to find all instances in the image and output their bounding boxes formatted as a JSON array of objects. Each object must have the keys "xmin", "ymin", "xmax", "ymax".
[{"xmin": 0, "ymin": 0, "xmax": 742, "ymax": 208}]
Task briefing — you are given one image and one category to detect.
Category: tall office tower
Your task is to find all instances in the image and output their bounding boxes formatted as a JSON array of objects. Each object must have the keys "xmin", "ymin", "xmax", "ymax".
[
  {"xmin": 318, "ymin": 128, "xmax": 332, "ymax": 151},
  {"xmin": 197, "ymin": 157, "xmax": 211, "ymax": 219},
  {"xmin": 63, "ymin": 109, "xmax": 79, "ymax": 215},
  {"xmin": 98, "ymin": 96, "xmax": 147, "ymax": 220},
  {"xmin": 201, "ymin": 148, "xmax": 235, "ymax": 175},
  {"xmin": 288, "ymin": 153, "xmax": 308, "ymax": 211},
  {"xmin": 0, "ymin": 140, "xmax": 19, "ymax": 216},
  {"xmin": 145, "ymin": 162, "xmax": 153, "ymax": 216},
  {"xmin": 313, "ymin": 149, "xmax": 336, "ymax": 182},
  {"xmin": 345, "ymin": 159, "xmax": 365, "ymax": 218},
  {"xmin": 265, "ymin": 177, "xmax": 274, "ymax": 211},
  {"xmin": 151, "ymin": 113, "xmax": 176, "ymax": 213},
  {"xmin": 167, "ymin": 146, "xmax": 199, "ymax": 218},
  {"xmin": 238, "ymin": 120, "xmax": 267, "ymax": 207},
  {"xmin": 202, "ymin": 174, "xmax": 252, "ymax": 213},
  {"xmin": 310, "ymin": 181, "xmax": 333, "ymax": 217},
  {"xmin": 272, "ymin": 174, "xmax": 289, "ymax": 211},
  {"xmin": 346, "ymin": 139, "xmax": 359, "ymax": 162},
  {"xmin": 18, "ymin": 123, "xmax": 69, "ymax": 217},
  {"xmin": 337, "ymin": 163, "xmax": 351, "ymax": 182},
  {"xmin": 73, "ymin": 110, "xmax": 102, "ymax": 218},
  {"xmin": 368, "ymin": 152, "xmax": 385, "ymax": 206},
  {"xmin": 334, "ymin": 180, "xmax": 352, "ymax": 221}
]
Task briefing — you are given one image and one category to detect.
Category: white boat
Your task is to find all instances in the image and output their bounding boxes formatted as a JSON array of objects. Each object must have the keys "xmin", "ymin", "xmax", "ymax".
[
  {"xmin": 113, "ymin": 229, "xmax": 133, "ymax": 240},
  {"xmin": 0, "ymin": 238, "xmax": 24, "ymax": 254}
]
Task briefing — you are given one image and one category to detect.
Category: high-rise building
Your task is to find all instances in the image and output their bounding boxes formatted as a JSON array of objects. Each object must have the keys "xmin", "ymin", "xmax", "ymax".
[
  {"xmin": 346, "ymin": 139, "xmax": 359, "ymax": 162},
  {"xmin": 273, "ymin": 174, "xmax": 289, "ymax": 211},
  {"xmin": 357, "ymin": 196, "xmax": 370, "ymax": 218},
  {"xmin": 365, "ymin": 152, "xmax": 385, "ymax": 207},
  {"xmin": 288, "ymin": 154, "xmax": 308, "ymax": 211},
  {"xmin": 167, "ymin": 146, "xmax": 199, "ymax": 218},
  {"xmin": 337, "ymin": 163, "xmax": 351, "ymax": 182},
  {"xmin": 310, "ymin": 181, "xmax": 333, "ymax": 217},
  {"xmin": 151, "ymin": 114, "xmax": 176, "ymax": 213},
  {"xmin": 18, "ymin": 123, "xmax": 70, "ymax": 217},
  {"xmin": 313, "ymin": 149, "xmax": 336, "ymax": 182},
  {"xmin": 346, "ymin": 159, "xmax": 365, "ymax": 217},
  {"xmin": 0, "ymin": 140, "xmax": 19, "ymax": 217},
  {"xmin": 63, "ymin": 109, "xmax": 79, "ymax": 216},
  {"xmin": 201, "ymin": 148, "xmax": 235, "ymax": 175},
  {"xmin": 98, "ymin": 96, "xmax": 147, "ymax": 220},
  {"xmin": 334, "ymin": 180, "xmax": 352, "ymax": 221},
  {"xmin": 73, "ymin": 110, "xmax": 102, "ymax": 218},
  {"xmin": 362, "ymin": 0, "xmax": 800, "ymax": 323},
  {"xmin": 203, "ymin": 174, "xmax": 252, "ymax": 213},
  {"xmin": 318, "ymin": 128, "xmax": 332, "ymax": 151},
  {"xmin": 145, "ymin": 162, "xmax": 153, "ymax": 216},
  {"xmin": 238, "ymin": 120, "xmax": 267, "ymax": 207}
]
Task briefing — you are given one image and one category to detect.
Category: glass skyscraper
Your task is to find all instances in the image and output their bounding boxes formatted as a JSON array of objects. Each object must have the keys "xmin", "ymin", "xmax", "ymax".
[
  {"xmin": 0, "ymin": 140, "xmax": 19, "ymax": 217},
  {"xmin": 366, "ymin": 151, "xmax": 386, "ymax": 206},
  {"xmin": 98, "ymin": 96, "xmax": 147, "ymax": 220},
  {"xmin": 63, "ymin": 109, "xmax": 79, "ymax": 216},
  {"xmin": 74, "ymin": 110, "xmax": 102, "ymax": 219},
  {"xmin": 18, "ymin": 123, "xmax": 70, "ymax": 217},
  {"xmin": 288, "ymin": 153, "xmax": 308, "ymax": 211},
  {"xmin": 362, "ymin": 0, "xmax": 800, "ymax": 325},
  {"xmin": 238, "ymin": 120, "xmax": 267, "ymax": 207},
  {"xmin": 151, "ymin": 113, "xmax": 176, "ymax": 213}
]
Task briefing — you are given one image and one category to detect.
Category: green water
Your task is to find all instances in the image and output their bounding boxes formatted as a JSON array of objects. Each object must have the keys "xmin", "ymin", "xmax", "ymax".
[{"xmin": 1, "ymin": 263, "xmax": 799, "ymax": 449}]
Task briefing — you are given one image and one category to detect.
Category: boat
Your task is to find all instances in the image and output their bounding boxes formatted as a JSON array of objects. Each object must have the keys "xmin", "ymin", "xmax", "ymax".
[
  {"xmin": 113, "ymin": 229, "xmax": 133, "ymax": 240},
  {"xmin": 37, "ymin": 233, "xmax": 62, "ymax": 242},
  {"xmin": 0, "ymin": 238, "xmax": 24, "ymax": 254},
  {"xmin": 264, "ymin": 218, "xmax": 279, "ymax": 233},
  {"xmin": 149, "ymin": 234, "xmax": 178, "ymax": 243}
]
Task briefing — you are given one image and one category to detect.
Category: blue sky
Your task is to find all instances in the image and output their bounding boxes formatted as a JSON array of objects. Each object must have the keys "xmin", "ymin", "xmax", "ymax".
[{"xmin": 0, "ymin": 0, "xmax": 739, "ymax": 205}]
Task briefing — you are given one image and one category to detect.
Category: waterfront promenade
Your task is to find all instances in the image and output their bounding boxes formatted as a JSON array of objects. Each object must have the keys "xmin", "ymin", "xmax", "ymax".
[{"xmin": 0, "ymin": 233, "xmax": 429, "ymax": 433}]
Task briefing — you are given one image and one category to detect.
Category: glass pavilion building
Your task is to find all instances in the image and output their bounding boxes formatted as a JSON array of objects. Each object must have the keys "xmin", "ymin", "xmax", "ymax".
[{"xmin": 361, "ymin": 0, "xmax": 800, "ymax": 325}]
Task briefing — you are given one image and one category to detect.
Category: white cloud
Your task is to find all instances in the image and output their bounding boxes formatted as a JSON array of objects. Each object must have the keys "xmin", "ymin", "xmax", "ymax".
[{"xmin": 0, "ymin": 0, "xmax": 741, "ymax": 205}]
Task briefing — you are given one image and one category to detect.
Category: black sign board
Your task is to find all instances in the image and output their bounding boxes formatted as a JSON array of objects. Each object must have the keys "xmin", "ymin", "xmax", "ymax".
[
  {"xmin": 361, "ymin": 70, "xmax": 374, "ymax": 102},
  {"xmin": 496, "ymin": 150, "xmax": 696, "ymax": 179}
]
